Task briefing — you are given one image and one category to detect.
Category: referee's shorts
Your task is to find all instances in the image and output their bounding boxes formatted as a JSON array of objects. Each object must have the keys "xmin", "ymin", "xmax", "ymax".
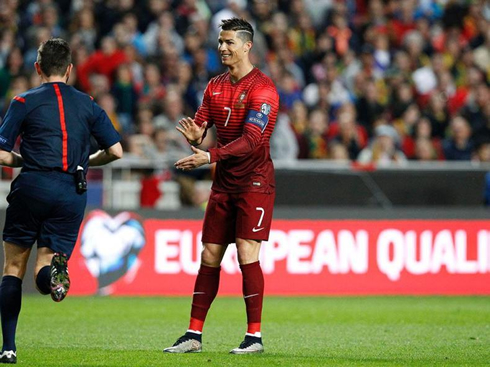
[{"xmin": 3, "ymin": 170, "xmax": 87, "ymax": 259}]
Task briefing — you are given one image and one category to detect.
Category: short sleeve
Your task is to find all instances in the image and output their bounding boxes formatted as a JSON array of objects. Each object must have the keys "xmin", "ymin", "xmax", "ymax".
[
  {"xmin": 90, "ymin": 102, "xmax": 121, "ymax": 149},
  {"xmin": 0, "ymin": 98, "xmax": 26, "ymax": 152}
]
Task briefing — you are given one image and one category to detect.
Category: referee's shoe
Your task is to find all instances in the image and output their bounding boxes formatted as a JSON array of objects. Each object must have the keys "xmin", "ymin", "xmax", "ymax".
[{"xmin": 50, "ymin": 253, "xmax": 70, "ymax": 302}]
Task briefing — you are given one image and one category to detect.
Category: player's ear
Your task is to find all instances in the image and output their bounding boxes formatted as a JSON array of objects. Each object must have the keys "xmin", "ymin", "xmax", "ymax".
[{"xmin": 244, "ymin": 41, "xmax": 252, "ymax": 53}]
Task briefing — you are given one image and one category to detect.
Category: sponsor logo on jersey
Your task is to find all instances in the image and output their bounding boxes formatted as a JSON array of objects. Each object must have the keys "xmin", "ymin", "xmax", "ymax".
[{"xmin": 0, "ymin": 136, "xmax": 7, "ymax": 144}]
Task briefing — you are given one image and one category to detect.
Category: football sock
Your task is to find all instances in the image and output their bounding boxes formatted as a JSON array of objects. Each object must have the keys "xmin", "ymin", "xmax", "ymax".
[
  {"xmin": 0, "ymin": 276, "xmax": 22, "ymax": 352},
  {"xmin": 240, "ymin": 261, "xmax": 264, "ymax": 335},
  {"xmin": 189, "ymin": 264, "xmax": 221, "ymax": 333},
  {"xmin": 35, "ymin": 266, "xmax": 51, "ymax": 295}
]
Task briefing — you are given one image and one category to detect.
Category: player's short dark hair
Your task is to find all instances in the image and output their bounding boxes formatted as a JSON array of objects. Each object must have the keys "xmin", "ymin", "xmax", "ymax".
[
  {"xmin": 220, "ymin": 18, "xmax": 254, "ymax": 43},
  {"xmin": 36, "ymin": 38, "xmax": 72, "ymax": 77}
]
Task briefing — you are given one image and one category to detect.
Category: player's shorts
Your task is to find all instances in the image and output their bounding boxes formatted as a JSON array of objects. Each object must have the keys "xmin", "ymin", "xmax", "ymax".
[
  {"xmin": 3, "ymin": 170, "xmax": 87, "ymax": 259},
  {"xmin": 201, "ymin": 190, "xmax": 275, "ymax": 245}
]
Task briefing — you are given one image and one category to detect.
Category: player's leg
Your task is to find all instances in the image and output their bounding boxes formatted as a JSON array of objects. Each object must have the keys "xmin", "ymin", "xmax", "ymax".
[
  {"xmin": 1, "ymin": 172, "xmax": 41, "ymax": 364},
  {"xmin": 230, "ymin": 192, "xmax": 274, "ymax": 354},
  {"xmin": 37, "ymin": 174, "xmax": 86, "ymax": 302},
  {"xmin": 230, "ymin": 238, "xmax": 265, "ymax": 354},
  {"xmin": 164, "ymin": 243, "xmax": 227, "ymax": 354},
  {"xmin": 164, "ymin": 191, "xmax": 234, "ymax": 354},
  {"xmin": 0, "ymin": 242, "xmax": 31, "ymax": 364}
]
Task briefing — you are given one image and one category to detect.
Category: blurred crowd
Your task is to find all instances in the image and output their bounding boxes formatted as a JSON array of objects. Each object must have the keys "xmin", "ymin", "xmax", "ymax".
[{"xmin": 0, "ymin": 0, "xmax": 489, "ymax": 171}]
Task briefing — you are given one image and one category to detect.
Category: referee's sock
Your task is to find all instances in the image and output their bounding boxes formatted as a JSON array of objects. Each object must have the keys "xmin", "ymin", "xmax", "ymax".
[
  {"xmin": 240, "ymin": 261, "xmax": 264, "ymax": 336},
  {"xmin": 189, "ymin": 264, "xmax": 221, "ymax": 333},
  {"xmin": 0, "ymin": 276, "xmax": 22, "ymax": 352}
]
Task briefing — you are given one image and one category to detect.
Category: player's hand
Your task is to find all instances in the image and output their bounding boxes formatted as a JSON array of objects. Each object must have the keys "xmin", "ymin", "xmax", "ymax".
[
  {"xmin": 174, "ymin": 146, "xmax": 209, "ymax": 171},
  {"xmin": 176, "ymin": 117, "xmax": 207, "ymax": 146}
]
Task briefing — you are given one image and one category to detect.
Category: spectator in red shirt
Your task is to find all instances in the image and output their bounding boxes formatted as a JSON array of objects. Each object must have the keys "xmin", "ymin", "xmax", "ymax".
[{"xmin": 76, "ymin": 36, "xmax": 127, "ymax": 92}]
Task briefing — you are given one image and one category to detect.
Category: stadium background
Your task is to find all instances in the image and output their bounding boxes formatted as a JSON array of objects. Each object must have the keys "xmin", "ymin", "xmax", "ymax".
[{"xmin": 0, "ymin": 0, "xmax": 489, "ymax": 296}]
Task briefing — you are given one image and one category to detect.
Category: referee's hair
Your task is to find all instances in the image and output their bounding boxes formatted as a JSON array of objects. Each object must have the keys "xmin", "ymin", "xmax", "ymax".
[
  {"xmin": 37, "ymin": 38, "xmax": 72, "ymax": 77},
  {"xmin": 220, "ymin": 18, "xmax": 254, "ymax": 43}
]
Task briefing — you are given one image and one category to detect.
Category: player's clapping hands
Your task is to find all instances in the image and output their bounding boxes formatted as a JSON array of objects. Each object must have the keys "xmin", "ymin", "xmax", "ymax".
[
  {"xmin": 176, "ymin": 117, "xmax": 207, "ymax": 146},
  {"xmin": 175, "ymin": 146, "xmax": 209, "ymax": 171}
]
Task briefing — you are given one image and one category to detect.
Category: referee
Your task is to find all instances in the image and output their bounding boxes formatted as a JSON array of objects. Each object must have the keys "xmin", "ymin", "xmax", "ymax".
[{"xmin": 0, "ymin": 38, "xmax": 122, "ymax": 364}]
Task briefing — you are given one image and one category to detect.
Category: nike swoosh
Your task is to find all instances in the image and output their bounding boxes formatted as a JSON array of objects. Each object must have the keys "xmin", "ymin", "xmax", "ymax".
[
  {"xmin": 213, "ymin": 92, "xmax": 222, "ymax": 95},
  {"xmin": 244, "ymin": 293, "xmax": 259, "ymax": 299},
  {"xmin": 252, "ymin": 227, "xmax": 264, "ymax": 232}
]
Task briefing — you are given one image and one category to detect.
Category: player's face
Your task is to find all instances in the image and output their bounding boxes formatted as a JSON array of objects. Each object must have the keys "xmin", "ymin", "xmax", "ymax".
[{"xmin": 218, "ymin": 30, "xmax": 251, "ymax": 66}]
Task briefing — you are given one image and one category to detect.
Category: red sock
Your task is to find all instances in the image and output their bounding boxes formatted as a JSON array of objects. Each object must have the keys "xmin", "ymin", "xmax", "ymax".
[
  {"xmin": 240, "ymin": 261, "xmax": 264, "ymax": 335},
  {"xmin": 188, "ymin": 264, "xmax": 221, "ymax": 332}
]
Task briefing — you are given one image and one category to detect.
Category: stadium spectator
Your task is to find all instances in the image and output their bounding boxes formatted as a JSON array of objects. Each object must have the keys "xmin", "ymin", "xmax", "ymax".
[
  {"xmin": 139, "ymin": 63, "xmax": 166, "ymax": 110},
  {"xmin": 270, "ymin": 110, "xmax": 299, "ymax": 162},
  {"xmin": 165, "ymin": 18, "xmax": 278, "ymax": 354},
  {"xmin": 472, "ymin": 138, "xmax": 490, "ymax": 163},
  {"xmin": 111, "ymin": 63, "xmax": 139, "ymax": 131},
  {"xmin": 355, "ymin": 78, "xmax": 385, "ymax": 135},
  {"xmin": 0, "ymin": 38, "xmax": 122, "ymax": 364},
  {"xmin": 329, "ymin": 106, "xmax": 368, "ymax": 160},
  {"xmin": 0, "ymin": 0, "xmax": 488, "ymax": 176},
  {"xmin": 303, "ymin": 108, "xmax": 329, "ymax": 159},
  {"xmin": 358, "ymin": 124, "xmax": 407, "ymax": 166},
  {"xmin": 69, "ymin": 8, "xmax": 98, "ymax": 53},
  {"xmin": 413, "ymin": 138, "xmax": 439, "ymax": 161},
  {"xmin": 443, "ymin": 116, "xmax": 474, "ymax": 161},
  {"xmin": 76, "ymin": 36, "xmax": 127, "ymax": 92},
  {"xmin": 403, "ymin": 116, "xmax": 443, "ymax": 160},
  {"xmin": 424, "ymin": 91, "xmax": 450, "ymax": 139}
]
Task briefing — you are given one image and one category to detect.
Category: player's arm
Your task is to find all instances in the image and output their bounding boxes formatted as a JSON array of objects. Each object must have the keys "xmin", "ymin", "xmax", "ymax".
[
  {"xmin": 89, "ymin": 100, "xmax": 123, "ymax": 166},
  {"xmin": 176, "ymin": 117, "xmax": 208, "ymax": 146},
  {"xmin": 207, "ymin": 86, "xmax": 278, "ymax": 163},
  {"xmin": 0, "ymin": 96, "xmax": 26, "ymax": 167},
  {"xmin": 175, "ymin": 119, "xmax": 264, "ymax": 170}
]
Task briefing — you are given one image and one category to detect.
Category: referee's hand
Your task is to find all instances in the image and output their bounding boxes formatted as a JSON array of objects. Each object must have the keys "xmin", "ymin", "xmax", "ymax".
[{"xmin": 175, "ymin": 146, "xmax": 209, "ymax": 171}]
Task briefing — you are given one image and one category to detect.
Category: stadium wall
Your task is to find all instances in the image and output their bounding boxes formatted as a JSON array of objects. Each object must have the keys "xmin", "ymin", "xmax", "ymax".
[{"xmin": 4, "ymin": 207, "xmax": 489, "ymax": 296}]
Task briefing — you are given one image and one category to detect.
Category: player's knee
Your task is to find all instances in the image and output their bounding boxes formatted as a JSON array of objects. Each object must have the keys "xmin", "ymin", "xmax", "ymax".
[
  {"xmin": 201, "ymin": 248, "xmax": 222, "ymax": 267},
  {"xmin": 236, "ymin": 248, "xmax": 259, "ymax": 265},
  {"xmin": 236, "ymin": 239, "xmax": 260, "ymax": 265}
]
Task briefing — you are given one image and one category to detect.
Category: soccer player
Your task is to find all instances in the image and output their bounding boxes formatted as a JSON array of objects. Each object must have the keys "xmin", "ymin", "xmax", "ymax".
[
  {"xmin": 0, "ymin": 38, "xmax": 122, "ymax": 364},
  {"xmin": 164, "ymin": 18, "xmax": 279, "ymax": 354}
]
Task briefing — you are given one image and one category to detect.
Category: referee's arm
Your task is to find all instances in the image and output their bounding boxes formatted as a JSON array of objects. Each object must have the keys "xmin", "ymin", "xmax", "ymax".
[
  {"xmin": 0, "ymin": 150, "xmax": 23, "ymax": 167},
  {"xmin": 88, "ymin": 142, "xmax": 123, "ymax": 166}
]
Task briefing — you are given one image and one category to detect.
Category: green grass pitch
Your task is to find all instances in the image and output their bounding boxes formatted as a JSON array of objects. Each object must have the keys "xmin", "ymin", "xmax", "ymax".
[{"xmin": 15, "ymin": 295, "xmax": 490, "ymax": 366}]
